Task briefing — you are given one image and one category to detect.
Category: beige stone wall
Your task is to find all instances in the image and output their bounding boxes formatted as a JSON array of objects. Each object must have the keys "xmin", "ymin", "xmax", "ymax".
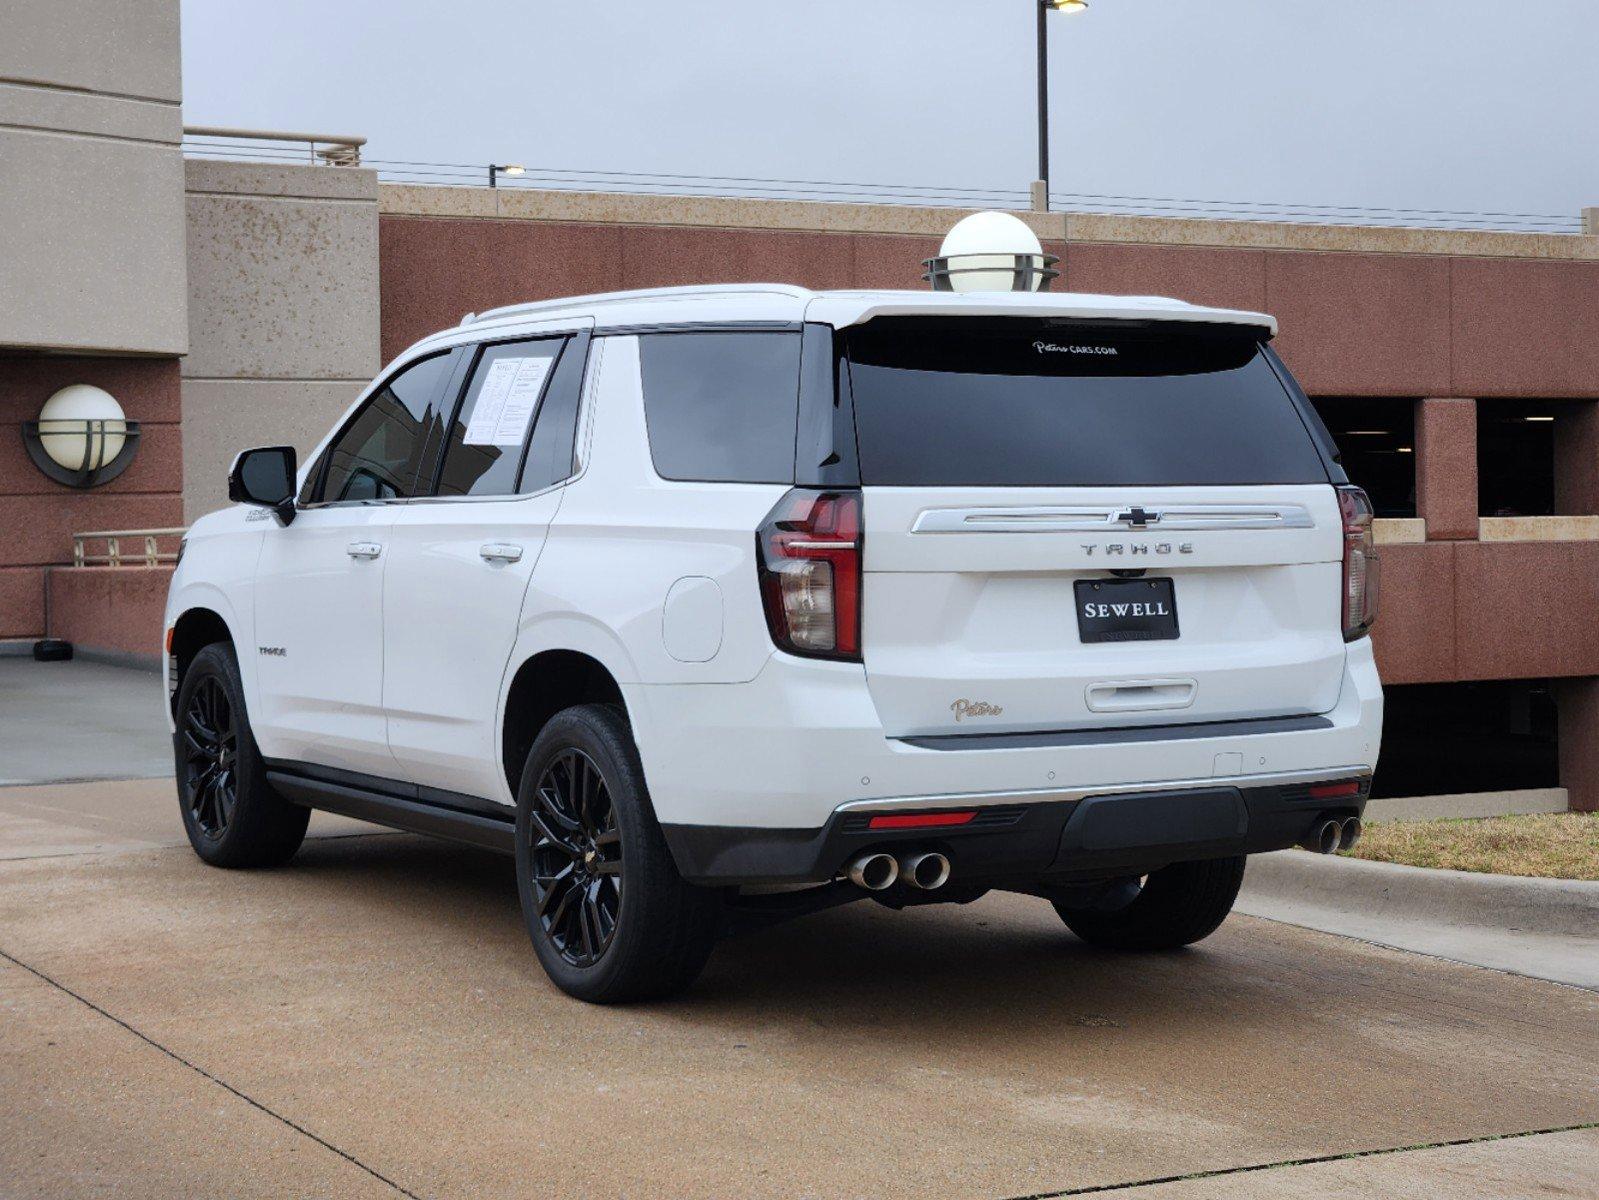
[
  {"xmin": 181, "ymin": 160, "xmax": 381, "ymax": 519},
  {"xmin": 0, "ymin": 0, "xmax": 187, "ymax": 355}
]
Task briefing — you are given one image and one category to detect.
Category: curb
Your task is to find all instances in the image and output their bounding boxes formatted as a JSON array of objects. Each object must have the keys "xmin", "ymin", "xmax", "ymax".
[{"xmin": 1240, "ymin": 850, "xmax": 1599, "ymax": 939}]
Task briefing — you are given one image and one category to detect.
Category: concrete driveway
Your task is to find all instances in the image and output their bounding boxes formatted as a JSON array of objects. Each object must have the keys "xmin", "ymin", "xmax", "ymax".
[{"xmin": 2, "ymin": 778, "xmax": 1596, "ymax": 1199}]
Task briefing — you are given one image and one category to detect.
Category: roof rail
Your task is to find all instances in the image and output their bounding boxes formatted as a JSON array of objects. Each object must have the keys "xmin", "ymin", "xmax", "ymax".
[{"xmin": 460, "ymin": 283, "xmax": 813, "ymax": 327}]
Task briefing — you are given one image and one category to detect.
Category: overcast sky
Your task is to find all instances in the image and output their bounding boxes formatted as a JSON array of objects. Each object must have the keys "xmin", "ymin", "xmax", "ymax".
[{"xmin": 182, "ymin": 0, "xmax": 1596, "ymax": 229}]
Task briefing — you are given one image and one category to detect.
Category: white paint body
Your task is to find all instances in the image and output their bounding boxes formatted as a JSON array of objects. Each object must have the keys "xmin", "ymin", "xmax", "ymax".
[{"xmin": 166, "ymin": 285, "xmax": 1381, "ymax": 836}]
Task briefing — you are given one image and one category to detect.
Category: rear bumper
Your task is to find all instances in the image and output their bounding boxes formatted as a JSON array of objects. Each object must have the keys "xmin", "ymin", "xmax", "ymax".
[{"xmin": 662, "ymin": 770, "xmax": 1371, "ymax": 885}]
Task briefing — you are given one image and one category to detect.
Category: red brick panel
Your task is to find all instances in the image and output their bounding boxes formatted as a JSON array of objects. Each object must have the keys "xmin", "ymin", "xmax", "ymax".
[
  {"xmin": 1555, "ymin": 677, "xmax": 1599, "ymax": 812},
  {"xmin": 1553, "ymin": 402, "xmax": 1599, "ymax": 515},
  {"xmin": 379, "ymin": 217, "xmax": 624, "ymax": 362},
  {"xmin": 1452, "ymin": 541, "xmax": 1599, "ymax": 680},
  {"xmin": 0, "ymin": 566, "xmax": 44, "ymax": 639},
  {"xmin": 0, "ymin": 493, "xmax": 182, "ymax": 569},
  {"xmin": 620, "ymin": 226, "xmax": 852, "ymax": 293},
  {"xmin": 1451, "ymin": 258, "xmax": 1599, "ymax": 398},
  {"xmin": 46, "ymin": 565, "xmax": 173, "ymax": 660},
  {"xmin": 1415, "ymin": 398, "xmax": 1478, "ymax": 539},
  {"xmin": 0, "ymin": 356, "xmax": 181, "ymax": 427},
  {"xmin": 1064, "ymin": 243, "xmax": 1267, "ymax": 314},
  {"xmin": 1265, "ymin": 252, "xmax": 1451, "ymax": 397},
  {"xmin": 1369, "ymin": 542, "xmax": 1457, "ymax": 684},
  {"xmin": 850, "ymin": 234, "xmax": 944, "ymax": 290},
  {"xmin": 0, "ymin": 421, "xmax": 182, "ymax": 498}
]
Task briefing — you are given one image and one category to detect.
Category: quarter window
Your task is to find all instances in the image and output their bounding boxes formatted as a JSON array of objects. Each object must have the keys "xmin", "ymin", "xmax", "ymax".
[
  {"xmin": 434, "ymin": 338, "xmax": 566, "ymax": 498},
  {"xmin": 314, "ymin": 352, "xmax": 457, "ymax": 503},
  {"xmin": 638, "ymin": 331, "xmax": 801, "ymax": 484}
]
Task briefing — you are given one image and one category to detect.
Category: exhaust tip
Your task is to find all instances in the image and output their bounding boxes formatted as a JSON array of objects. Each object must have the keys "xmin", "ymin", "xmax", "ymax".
[
  {"xmin": 1338, "ymin": 816, "xmax": 1363, "ymax": 852},
  {"xmin": 900, "ymin": 851, "xmax": 952, "ymax": 891},
  {"xmin": 1299, "ymin": 818, "xmax": 1343, "ymax": 855},
  {"xmin": 847, "ymin": 852, "xmax": 899, "ymax": 891}
]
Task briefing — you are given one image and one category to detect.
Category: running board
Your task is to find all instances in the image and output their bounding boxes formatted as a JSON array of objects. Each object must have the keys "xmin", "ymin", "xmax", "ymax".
[{"xmin": 265, "ymin": 770, "xmax": 515, "ymax": 855}]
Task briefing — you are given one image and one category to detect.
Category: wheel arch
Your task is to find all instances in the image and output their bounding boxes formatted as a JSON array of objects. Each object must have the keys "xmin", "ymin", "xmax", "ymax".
[
  {"xmin": 500, "ymin": 649, "xmax": 629, "ymax": 798},
  {"xmin": 169, "ymin": 605, "xmax": 237, "ymax": 714}
]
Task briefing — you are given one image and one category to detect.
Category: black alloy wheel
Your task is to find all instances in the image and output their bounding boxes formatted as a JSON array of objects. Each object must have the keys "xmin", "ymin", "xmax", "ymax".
[
  {"xmin": 181, "ymin": 673, "xmax": 238, "ymax": 840},
  {"xmin": 527, "ymin": 748, "xmax": 623, "ymax": 967}
]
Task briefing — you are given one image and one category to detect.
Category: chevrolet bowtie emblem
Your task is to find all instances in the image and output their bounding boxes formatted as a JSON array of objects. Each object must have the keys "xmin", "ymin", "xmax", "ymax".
[{"xmin": 1115, "ymin": 507, "xmax": 1160, "ymax": 528}]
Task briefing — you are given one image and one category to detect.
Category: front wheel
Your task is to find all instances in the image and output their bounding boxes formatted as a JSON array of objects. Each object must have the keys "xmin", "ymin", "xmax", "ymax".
[
  {"xmin": 174, "ymin": 642, "xmax": 309, "ymax": 868},
  {"xmin": 514, "ymin": 704, "xmax": 720, "ymax": 1003},
  {"xmin": 1055, "ymin": 856, "xmax": 1246, "ymax": 951}
]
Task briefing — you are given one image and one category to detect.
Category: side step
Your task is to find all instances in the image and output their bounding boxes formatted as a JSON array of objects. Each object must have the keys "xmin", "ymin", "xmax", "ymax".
[{"xmin": 265, "ymin": 771, "xmax": 516, "ymax": 855}]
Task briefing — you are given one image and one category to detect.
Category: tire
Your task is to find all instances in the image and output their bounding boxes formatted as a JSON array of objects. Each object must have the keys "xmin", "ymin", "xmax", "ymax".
[
  {"xmin": 1055, "ymin": 855, "xmax": 1246, "ymax": 951},
  {"xmin": 514, "ymin": 704, "xmax": 720, "ymax": 1004},
  {"xmin": 174, "ymin": 642, "xmax": 309, "ymax": 868}
]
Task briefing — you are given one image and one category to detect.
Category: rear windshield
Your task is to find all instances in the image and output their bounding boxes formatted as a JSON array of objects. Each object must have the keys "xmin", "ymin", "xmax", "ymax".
[{"xmin": 844, "ymin": 318, "xmax": 1330, "ymax": 487}]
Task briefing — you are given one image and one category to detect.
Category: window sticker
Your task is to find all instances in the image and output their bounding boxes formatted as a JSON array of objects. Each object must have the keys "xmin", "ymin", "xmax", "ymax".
[{"xmin": 465, "ymin": 354, "xmax": 555, "ymax": 447}]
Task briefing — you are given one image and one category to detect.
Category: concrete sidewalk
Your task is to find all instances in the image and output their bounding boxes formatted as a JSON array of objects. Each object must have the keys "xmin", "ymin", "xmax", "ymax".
[
  {"xmin": 1239, "ymin": 849, "xmax": 1599, "ymax": 990},
  {"xmin": 2, "ymin": 778, "xmax": 1597, "ymax": 1199},
  {"xmin": 0, "ymin": 657, "xmax": 172, "ymax": 785}
]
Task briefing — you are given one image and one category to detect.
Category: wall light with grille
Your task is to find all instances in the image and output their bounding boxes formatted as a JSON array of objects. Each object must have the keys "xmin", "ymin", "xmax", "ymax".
[{"xmin": 21, "ymin": 384, "xmax": 141, "ymax": 488}]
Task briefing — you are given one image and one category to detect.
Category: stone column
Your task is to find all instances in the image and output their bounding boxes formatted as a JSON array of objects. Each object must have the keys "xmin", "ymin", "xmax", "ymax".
[
  {"xmin": 1553, "ymin": 402, "xmax": 1599, "ymax": 515},
  {"xmin": 1414, "ymin": 398, "xmax": 1477, "ymax": 539},
  {"xmin": 1555, "ymin": 677, "xmax": 1599, "ymax": 812}
]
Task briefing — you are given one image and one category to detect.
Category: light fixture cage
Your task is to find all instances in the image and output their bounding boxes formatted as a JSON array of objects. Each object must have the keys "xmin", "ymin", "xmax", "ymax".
[
  {"xmin": 21, "ymin": 418, "xmax": 142, "ymax": 488},
  {"xmin": 922, "ymin": 252, "xmax": 1061, "ymax": 292}
]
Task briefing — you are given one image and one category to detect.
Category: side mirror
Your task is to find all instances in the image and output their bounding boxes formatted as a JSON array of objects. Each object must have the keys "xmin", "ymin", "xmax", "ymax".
[{"xmin": 228, "ymin": 446, "xmax": 297, "ymax": 526}]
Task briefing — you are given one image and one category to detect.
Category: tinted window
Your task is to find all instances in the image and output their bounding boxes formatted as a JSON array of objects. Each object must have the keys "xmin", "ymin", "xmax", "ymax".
[
  {"xmin": 520, "ymin": 334, "xmax": 589, "ymax": 494},
  {"xmin": 315, "ymin": 352, "xmax": 456, "ymax": 502},
  {"xmin": 434, "ymin": 338, "xmax": 565, "ymax": 498},
  {"xmin": 639, "ymin": 331, "xmax": 800, "ymax": 483},
  {"xmin": 844, "ymin": 319, "xmax": 1330, "ymax": 487}
]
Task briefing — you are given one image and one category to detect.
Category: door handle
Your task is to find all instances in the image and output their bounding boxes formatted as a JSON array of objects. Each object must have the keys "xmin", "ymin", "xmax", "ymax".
[
  {"xmin": 345, "ymin": 541, "xmax": 383, "ymax": 560},
  {"xmin": 480, "ymin": 542, "xmax": 524, "ymax": 564}
]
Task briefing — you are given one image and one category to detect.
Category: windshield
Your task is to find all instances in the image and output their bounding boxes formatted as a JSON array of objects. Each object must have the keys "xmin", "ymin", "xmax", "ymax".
[{"xmin": 843, "ymin": 318, "xmax": 1331, "ymax": 488}]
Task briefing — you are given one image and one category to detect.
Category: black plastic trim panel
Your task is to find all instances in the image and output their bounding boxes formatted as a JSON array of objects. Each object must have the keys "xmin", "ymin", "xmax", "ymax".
[
  {"xmin": 661, "ymin": 775, "xmax": 1369, "ymax": 885},
  {"xmin": 896, "ymin": 713, "xmax": 1333, "ymax": 752},
  {"xmin": 263, "ymin": 759, "xmax": 514, "ymax": 855}
]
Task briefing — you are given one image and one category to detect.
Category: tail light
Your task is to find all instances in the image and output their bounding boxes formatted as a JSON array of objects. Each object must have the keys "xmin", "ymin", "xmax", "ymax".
[
  {"xmin": 1337, "ymin": 485, "xmax": 1379, "ymax": 641},
  {"xmin": 756, "ymin": 489, "xmax": 862, "ymax": 661}
]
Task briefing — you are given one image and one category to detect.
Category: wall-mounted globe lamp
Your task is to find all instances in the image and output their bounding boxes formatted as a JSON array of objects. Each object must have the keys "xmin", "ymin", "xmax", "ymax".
[
  {"xmin": 21, "ymin": 384, "xmax": 141, "ymax": 488},
  {"xmin": 923, "ymin": 211, "xmax": 1060, "ymax": 292}
]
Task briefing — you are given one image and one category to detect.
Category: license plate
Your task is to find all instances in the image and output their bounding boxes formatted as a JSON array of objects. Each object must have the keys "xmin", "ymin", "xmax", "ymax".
[{"xmin": 1075, "ymin": 577, "xmax": 1179, "ymax": 643}]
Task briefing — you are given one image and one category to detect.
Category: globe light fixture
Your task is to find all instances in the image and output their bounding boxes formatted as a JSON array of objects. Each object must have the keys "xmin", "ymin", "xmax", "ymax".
[
  {"xmin": 21, "ymin": 384, "xmax": 141, "ymax": 488},
  {"xmin": 923, "ymin": 211, "xmax": 1060, "ymax": 292}
]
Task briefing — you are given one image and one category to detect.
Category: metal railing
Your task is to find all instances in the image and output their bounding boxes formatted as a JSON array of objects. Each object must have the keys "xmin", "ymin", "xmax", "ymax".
[
  {"xmin": 182, "ymin": 125, "xmax": 365, "ymax": 166},
  {"xmin": 72, "ymin": 528, "xmax": 186, "ymax": 568}
]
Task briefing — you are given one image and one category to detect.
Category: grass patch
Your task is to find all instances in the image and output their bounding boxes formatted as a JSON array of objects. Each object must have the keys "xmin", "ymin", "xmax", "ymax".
[{"xmin": 1342, "ymin": 811, "xmax": 1599, "ymax": 880}]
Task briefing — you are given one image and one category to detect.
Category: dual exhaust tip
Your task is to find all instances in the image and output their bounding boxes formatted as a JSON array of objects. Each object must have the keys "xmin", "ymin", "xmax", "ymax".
[
  {"xmin": 847, "ymin": 850, "xmax": 951, "ymax": 892},
  {"xmin": 1302, "ymin": 815, "xmax": 1362, "ymax": 855}
]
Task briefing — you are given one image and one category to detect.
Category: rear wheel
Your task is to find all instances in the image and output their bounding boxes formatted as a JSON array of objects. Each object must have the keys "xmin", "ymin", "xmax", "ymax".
[
  {"xmin": 175, "ymin": 642, "xmax": 309, "ymax": 867},
  {"xmin": 514, "ymin": 704, "xmax": 719, "ymax": 1003},
  {"xmin": 1055, "ymin": 856, "xmax": 1246, "ymax": 951}
]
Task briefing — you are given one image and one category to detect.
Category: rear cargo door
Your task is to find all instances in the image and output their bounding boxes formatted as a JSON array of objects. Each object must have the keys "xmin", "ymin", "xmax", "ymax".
[{"xmin": 844, "ymin": 317, "xmax": 1347, "ymax": 739}]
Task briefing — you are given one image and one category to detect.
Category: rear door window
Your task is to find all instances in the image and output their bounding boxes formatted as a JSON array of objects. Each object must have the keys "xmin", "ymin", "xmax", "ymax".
[
  {"xmin": 844, "ymin": 318, "xmax": 1330, "ymax": 487},
  {"xmin": 432, "ymin": 337, "xmax": 566, "ymax": 498},
  {"xmin": 638, "ymin": 331, "xmax": 800, "ymax": 483}
]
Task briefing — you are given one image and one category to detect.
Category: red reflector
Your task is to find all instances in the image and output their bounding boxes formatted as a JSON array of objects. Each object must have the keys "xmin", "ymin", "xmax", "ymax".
[
  {"xmin": 1309, "ymin": 781, "xmax": 1361, "ymax": 799},
  {"xmin": 867, "ymin": 811, "xmax": 977, "ymax": 830}
]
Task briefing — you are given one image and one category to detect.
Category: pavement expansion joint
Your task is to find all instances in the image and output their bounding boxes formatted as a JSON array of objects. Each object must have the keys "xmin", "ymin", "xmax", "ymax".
[
  {"xmin": 1001, "ymin": 1119, "xmax": 1599, "ymax": 1198},
  {"xmin": 0, "ymin": 944, "xmax": 424, "ymax": 1200}
]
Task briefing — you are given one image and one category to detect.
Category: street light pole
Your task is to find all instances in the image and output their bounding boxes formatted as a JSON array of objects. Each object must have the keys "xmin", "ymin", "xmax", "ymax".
[
  {"xmin": 1033, "ymin": 0, "xmax": 1087, "ymax": 213},
  {"xmin": 1036, "ymin": 0, "xmax": 1050, "ymax": 212}
]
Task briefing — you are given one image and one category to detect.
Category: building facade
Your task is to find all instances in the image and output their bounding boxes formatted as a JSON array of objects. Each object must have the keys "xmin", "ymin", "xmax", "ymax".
[{"xmin": 4, "ymin": 0, "xmax": 1598, "ymax": 813}]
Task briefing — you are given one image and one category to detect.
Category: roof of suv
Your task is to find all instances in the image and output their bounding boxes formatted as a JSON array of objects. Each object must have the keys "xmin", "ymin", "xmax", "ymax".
[{"xmin": 424, "ymin": 285, "xmax": 1275, "ymax": 352}]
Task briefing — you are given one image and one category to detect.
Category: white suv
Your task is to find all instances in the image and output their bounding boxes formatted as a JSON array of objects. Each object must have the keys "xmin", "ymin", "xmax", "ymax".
[{"xmin": 165, "ymin": 284, "xmax": 1382, "ymax": 1002}]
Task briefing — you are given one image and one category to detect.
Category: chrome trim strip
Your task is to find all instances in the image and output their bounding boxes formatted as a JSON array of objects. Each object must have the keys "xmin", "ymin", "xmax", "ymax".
[
  {"xmin": 836, "ymin": 765, "xmax": 1372, "ymax": 815},
  {"xmin": 910, "ymin": 504, "xmax": 1316, "ymax": 534}
]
